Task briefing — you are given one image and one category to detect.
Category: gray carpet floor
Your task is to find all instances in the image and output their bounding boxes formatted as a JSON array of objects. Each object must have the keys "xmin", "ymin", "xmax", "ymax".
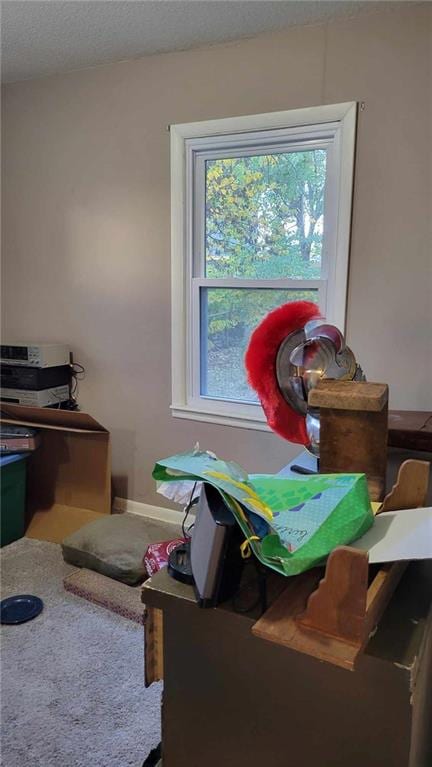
[{"xmin": 0, "ymin": 538, "xmax": 162, "ymax": 767}]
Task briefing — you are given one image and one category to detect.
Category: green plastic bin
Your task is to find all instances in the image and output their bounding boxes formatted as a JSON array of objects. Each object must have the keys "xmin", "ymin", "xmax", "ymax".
[{"xmin": 1, "ymin": 454, "xmax": 28, "ymax": 547}]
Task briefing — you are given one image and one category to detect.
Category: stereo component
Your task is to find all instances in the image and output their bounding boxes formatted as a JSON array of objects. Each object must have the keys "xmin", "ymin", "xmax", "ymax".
[
  {"xmin": 0, "ymin": 385, "xmax": 70, "ymax": 408},
  {"xmin": 0, "ymin": 364, "xmax": 71, "ymax": 391},
  {"xmin": 1, "ymin": 344, "xmax": 70, "ymax": 368}
]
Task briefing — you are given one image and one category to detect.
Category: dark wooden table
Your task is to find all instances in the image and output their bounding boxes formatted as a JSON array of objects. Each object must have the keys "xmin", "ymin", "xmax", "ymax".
[{"xmin": 388, "ymin": 411, "xmax": 432, "ymax": 452}]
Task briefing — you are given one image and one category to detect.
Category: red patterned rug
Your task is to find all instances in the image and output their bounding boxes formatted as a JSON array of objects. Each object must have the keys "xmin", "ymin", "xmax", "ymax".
[{"xmin": 64, "ymin": 567, "xmax": 145, "ymax": 624}]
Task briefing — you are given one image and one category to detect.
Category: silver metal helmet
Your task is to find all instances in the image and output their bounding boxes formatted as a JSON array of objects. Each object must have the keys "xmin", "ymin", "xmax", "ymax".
[{"xmin": 275, "ymin": 319, "xmax": 365, "ymax": 455}]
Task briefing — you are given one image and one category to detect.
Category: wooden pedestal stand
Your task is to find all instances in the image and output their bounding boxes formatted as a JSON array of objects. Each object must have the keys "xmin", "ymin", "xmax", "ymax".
[
  {"xmin": 252, "ymin": 459, "xmax": 430, "ymax": 670},
  {"xmin": 309, "ymin": 380, "xmax": 389, "ymax": 501}
]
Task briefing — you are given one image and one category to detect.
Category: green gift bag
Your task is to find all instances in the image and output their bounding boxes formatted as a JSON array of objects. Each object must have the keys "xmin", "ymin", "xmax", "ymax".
[
  {"xmin": 153, "ymin": 450, "xmax": 374, "ymax": 577},
  {"xmin": 251, "ymin": 473, "xmax": 373, "ymax": 576}
]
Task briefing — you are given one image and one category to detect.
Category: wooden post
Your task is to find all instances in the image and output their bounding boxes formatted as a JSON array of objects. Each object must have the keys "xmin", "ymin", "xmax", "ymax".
[{"xmin": 309, "ymin": 380, "xmax": 389, "ymax": 501}]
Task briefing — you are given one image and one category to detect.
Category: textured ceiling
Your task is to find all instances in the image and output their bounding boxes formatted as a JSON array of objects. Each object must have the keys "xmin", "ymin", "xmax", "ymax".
[{"xmin": 2, "ymin": 0, "xmax": 389, "ymax": 84}]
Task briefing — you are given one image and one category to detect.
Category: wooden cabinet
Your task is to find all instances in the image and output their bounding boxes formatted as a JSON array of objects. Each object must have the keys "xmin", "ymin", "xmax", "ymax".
[{"xmin": 143, "ymin": 562, "xmax": 432, "ymax": 767}]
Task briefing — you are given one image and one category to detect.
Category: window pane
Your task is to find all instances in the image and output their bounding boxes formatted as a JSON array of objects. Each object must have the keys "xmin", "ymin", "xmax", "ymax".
[
  {"xmin": 205, "ymin": 149, "xmax": 326, "ymax": 280},
  {"xmin": 200, "ymin": 288, "xmax": 319, "ymax": 402}
]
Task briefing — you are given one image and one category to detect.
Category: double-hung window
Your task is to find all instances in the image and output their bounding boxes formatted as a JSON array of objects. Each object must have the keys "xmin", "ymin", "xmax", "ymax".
[{"xmin": 171, "ymin": 102, "xmax": 357, "ymax": 429}]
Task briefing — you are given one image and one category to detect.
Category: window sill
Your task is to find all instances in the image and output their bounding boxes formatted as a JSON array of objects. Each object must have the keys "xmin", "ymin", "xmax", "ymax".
[{"xmin": 170, "ymin": 403, "xmax": 272, "ymax": 432}]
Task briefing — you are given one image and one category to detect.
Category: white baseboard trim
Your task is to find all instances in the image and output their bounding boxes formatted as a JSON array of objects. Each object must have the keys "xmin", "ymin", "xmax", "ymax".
[{"xmin": 113, "ymin": 496, "xmax": 184, "ymax": 526}]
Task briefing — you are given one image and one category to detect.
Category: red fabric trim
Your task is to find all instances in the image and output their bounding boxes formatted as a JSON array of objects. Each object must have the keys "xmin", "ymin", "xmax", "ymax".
[{"xmin": 245, "ymin": 301, "xmax": 320, "ymax": 443}]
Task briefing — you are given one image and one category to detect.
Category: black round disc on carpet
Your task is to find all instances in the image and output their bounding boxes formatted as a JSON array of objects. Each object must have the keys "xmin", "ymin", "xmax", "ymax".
[{"xmin": 0, "ymin": 595, "xmax": 44, "ymax": 625}]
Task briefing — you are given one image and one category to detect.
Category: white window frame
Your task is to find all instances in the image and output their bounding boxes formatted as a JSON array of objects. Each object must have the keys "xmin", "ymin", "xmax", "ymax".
[{"xmin": 171, "ymin": 102, "xmax": 357, "ymax": 430}]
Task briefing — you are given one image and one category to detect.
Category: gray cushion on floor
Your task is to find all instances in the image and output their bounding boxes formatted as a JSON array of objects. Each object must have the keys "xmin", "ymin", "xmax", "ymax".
[{"xmin": 62, "ymin": 514, "xmax": 182, "ymax": 585}]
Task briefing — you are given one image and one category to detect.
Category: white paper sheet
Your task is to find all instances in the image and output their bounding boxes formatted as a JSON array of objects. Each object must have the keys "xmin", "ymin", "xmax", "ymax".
[{"xmin": 350, "ymin": 507, "xmax": 432, "ymax": 563}]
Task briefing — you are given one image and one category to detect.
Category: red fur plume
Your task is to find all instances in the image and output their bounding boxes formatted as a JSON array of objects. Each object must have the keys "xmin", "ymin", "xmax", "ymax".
[{"xmin": 245, "ymin": 301, "xmax": 320, "ymax": 444}]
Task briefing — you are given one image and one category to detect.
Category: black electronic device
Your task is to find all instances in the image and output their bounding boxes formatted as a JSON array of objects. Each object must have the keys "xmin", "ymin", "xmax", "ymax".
[
  {"xmin": 0, "ymin": 364, "xmax": 71, "ymax": 391},
  {"xmin": 189, "ymin": 483, "xmax": 244, "ymax": 608},
  {"xmin": 167, "ymin": 540, "xmax": 194, "ymax": 585}
]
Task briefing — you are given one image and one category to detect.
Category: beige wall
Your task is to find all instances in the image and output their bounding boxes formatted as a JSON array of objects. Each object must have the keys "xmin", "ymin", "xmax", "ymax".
[{"xmin": 2, "ymin": 5, "xmax": 431, "ymax": 507}]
